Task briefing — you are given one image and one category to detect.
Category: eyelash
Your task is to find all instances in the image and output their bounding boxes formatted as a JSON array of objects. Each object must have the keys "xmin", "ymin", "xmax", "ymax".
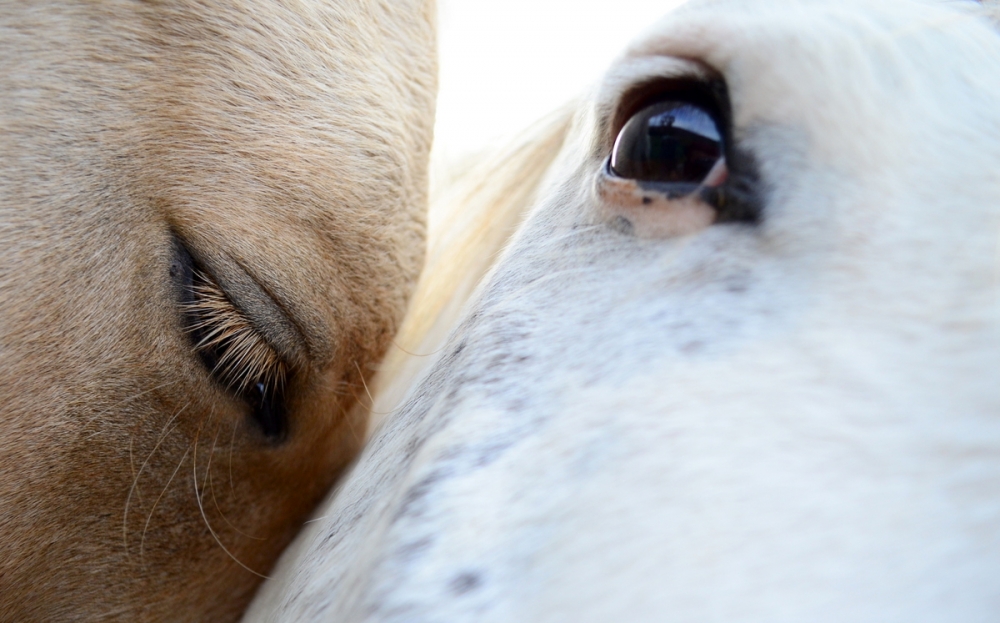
[{"xmin": 183, "ymin": 270, "xmax": 287, "ymax": 400}]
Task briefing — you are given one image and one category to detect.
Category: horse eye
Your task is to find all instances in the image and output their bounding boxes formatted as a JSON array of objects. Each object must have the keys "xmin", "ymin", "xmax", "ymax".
[
  {"xmin": 610, "ymin": 101, "xmax": 724, "ymax": 189},
  {"xmin": 172, "ymin": 241, "xmax": 290, "ymax": 441},
  {"xmin": 184, "ymin": 269, "xmax": 289, "ymax": 440}
]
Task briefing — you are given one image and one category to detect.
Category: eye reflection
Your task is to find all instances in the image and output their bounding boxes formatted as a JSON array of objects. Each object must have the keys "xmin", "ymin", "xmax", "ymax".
[{"xmin": 610, "ymin": 101, "xmax": 723, "ymax": 187}]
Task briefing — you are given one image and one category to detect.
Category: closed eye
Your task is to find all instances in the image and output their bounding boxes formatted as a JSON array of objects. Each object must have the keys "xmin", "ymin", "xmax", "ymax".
[
  {"xmin": 172, "ymin": 243, "xmax": 290, "ymax": 441},
  {"xmin": 185, "ymin": 270, "xmax": 286, "ymax": 393}
]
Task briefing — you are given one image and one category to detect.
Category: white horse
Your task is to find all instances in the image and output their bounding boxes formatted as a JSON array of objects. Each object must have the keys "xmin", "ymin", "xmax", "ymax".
[{"xmin": 247, "ymin": 0, "xmax": 1000, "ymax": 620}]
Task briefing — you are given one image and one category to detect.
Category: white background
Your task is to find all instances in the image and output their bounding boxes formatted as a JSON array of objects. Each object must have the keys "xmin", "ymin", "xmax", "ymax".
[{"xmin": 433, "ymin": 0, "xmax": 689, "ymax": 164}]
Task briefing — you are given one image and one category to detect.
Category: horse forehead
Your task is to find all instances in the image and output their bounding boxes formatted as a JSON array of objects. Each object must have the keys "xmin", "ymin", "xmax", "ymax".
[
  {"xmin": 625, "ymin": 0, "xmax": 988, "ymax": 69},
  {"xmin": 606, "ymin": 0, "xmax": 1000, "ymax": 163}
]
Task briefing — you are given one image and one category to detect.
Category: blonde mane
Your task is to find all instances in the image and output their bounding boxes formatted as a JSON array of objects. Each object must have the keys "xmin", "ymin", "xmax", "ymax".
[{"xmin": 364, "ymin": 108, "xmax": 576, "ymax": 431}]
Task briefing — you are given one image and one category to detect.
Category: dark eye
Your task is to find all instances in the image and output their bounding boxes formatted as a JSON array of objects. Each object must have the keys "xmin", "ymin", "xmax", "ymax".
[{"xmin": 610, "ymin": 101, "xmax": 724, "ymax": 190}]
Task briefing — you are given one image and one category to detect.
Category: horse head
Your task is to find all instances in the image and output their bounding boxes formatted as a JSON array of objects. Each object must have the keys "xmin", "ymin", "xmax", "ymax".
[{"xmin": 0, "ymin": 1, "xmax": 435, "ymax": 619}]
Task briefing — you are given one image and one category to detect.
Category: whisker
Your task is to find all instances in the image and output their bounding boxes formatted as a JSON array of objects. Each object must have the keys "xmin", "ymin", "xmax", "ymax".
[
  {"xmin": 192, "ymin": 424, "xmax": 270, "ymax": 579},
  {"xmin": 354, "ymin": 361, "xmax": 376, "ymax": 410},
  {"xmin": 83, "ymin": 379, "xmax": 182, "ymax": 438},
  {"xmin": 127, "ymin": 435, "xmax": 143, "ymax": 511},
  {"xmin": 389, "ymin": 340, "xmax": 441, "ymax": 358},
  {"xmin": 207, "ymin": 427, "xmax": 266, "ymax": 541},
  {"xmin": 139, "ymin": 443, "xmax": 191, "ymax": 564},
  {"xmin": 123, "ymin": 402, "xmax": 189, "ymax": 558},
  {"xmin": 228, "ymin": 418, "xmax": 239, "ymax": 494},
  {"xmin": 340, "ymin": 392, "xmax": 365, "ymax": 447}
]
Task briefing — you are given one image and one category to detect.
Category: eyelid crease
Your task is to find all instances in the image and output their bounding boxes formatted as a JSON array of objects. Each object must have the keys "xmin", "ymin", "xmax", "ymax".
[
  {"xmin": 184, "ymin": 270, "xmax": 288, "ymax": 396},
  {"xmin": 593, "ymin": 56, "xmax": 716, "ymax": 152}
]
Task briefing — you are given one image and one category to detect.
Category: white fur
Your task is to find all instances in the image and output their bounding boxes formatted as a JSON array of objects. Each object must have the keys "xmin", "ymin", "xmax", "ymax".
[{"xmin": 247, "ymin": 0, "xmax": 1000, "ymax": 620}]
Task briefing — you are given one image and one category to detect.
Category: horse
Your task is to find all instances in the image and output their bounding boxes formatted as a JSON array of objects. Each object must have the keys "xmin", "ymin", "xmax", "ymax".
[
  {"xmin": 0, "ymin": 1, "xmax": 435, "ymax": 620},
  {"xmin": 246, "ymin": 0, "xmax": 1000, "ymax": 620}
]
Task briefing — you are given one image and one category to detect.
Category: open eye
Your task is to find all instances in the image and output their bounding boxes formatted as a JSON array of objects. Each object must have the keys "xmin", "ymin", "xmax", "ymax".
[
  {"xmin": 602, "ymin": 79, "xmax": 761, "ymax": 226},
  {"xmin": 610, "ymin": 100, "xmax": 724, "ymax": 191},
  {"xmin": 173, "ymin": 246, "xmax": 290, "ymax": 441}
]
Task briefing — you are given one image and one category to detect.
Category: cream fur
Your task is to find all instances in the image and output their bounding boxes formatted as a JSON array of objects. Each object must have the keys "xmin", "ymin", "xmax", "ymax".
[
  {"xmin": 0, "ymin": 1, "xmax": 435, "ymax": 621},
  {"xmin": 248, "ymin": 0, "xmax": 1000, "ymax": 620}
]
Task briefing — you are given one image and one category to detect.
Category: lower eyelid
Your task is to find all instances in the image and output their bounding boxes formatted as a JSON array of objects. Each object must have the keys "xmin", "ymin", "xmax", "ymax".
[{"xmin": 595, "ymin": 163, "xmax": 718, "ymax": 238}]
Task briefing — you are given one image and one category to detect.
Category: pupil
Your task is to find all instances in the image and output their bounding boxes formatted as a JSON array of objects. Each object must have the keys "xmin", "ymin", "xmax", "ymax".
[{"xmin": 611, "ymin": 101, "xmax": 722, "ymax": 186}]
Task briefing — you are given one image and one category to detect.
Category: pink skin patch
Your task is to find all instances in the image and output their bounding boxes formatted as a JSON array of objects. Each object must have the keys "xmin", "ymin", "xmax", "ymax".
[{"xmin": 596, "ymin": 158, "xmax": 728, "ymax": 238}]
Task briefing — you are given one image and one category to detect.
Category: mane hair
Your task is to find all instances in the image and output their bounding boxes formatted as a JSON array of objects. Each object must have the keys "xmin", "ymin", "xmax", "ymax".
[{"xmin": 364, "ymin": 107, "xmax": 576, "ymax": 431}]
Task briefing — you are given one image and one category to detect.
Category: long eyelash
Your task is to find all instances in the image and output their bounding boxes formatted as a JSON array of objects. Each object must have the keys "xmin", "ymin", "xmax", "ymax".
[{"xmin": 183, "ymin": 270, "xmax": 287, "ymax": 396}]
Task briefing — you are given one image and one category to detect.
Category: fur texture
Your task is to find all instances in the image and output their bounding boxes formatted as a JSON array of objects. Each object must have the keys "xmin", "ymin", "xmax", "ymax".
[
  {"xmin": 0, "ymin": 1, "xmax": 435, "ymax": 620},
  {"xmin": 248, "ymin": 0, "xmax": 1000, "ymax": 620}
]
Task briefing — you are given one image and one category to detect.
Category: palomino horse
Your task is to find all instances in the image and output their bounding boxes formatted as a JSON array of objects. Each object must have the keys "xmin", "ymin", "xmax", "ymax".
[
  {"xmin": 0, "ymin": 1, "xmax": 434, "ymax": 620},
  {"xmin": 248, "ymin": 0, "xmax": 1000, "ymax": 620}
]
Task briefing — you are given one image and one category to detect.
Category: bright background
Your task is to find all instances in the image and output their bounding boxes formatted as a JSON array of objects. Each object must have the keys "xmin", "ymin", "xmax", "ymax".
[{"xmin": 433, "ymin": 0, "xmax": 689, "ymax": 166}]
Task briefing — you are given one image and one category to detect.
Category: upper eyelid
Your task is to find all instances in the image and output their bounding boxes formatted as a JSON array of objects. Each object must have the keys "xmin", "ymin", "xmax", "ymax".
[
  {"xmin": 594, "ymin": 56, "xmax": 717, "ymax": 148},
  {"xmin": 184, "ymin": 270, "xmax": 288, "ymax": 394},
  {"xmin": 176, "ymin": 237, "xmax": 310, "ymax": 366}
]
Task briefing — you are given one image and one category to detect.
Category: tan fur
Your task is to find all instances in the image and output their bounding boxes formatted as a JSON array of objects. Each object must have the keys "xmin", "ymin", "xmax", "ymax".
[{"xmin": 0, "ymin": 1, "xmax": 435, "ymax": 620}]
